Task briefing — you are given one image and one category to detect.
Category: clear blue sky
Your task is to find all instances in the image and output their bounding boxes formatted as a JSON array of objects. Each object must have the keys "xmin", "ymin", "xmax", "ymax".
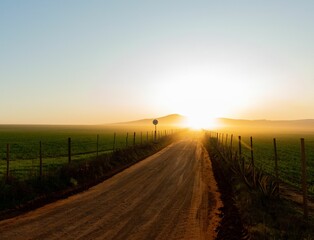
[{"xmin": 1, "ymin": 1, "xmax": 314, "ymax": 124}]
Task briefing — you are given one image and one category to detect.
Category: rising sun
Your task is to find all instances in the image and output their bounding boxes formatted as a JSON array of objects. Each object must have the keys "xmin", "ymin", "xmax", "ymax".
[{"xmin": 185, "ymin": 115, "xmax": 219, "ymax": 130}]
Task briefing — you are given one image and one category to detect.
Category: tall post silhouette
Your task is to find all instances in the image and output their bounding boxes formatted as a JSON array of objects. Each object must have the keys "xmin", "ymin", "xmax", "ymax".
[{"xmin": 153, "ymin": 119, "xmax": 158, "ymax": 142}]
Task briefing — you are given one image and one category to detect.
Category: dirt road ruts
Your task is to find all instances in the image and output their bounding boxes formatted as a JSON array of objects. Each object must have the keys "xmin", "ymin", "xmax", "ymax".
[{"xmin": 0, "ymin": 137, "xmax": 222, "ymax": 240}]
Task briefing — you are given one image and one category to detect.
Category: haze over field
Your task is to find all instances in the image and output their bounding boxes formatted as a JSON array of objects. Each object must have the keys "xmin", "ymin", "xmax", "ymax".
[
  {"xmin": 1, "ymin": 1, "xmax": 314, "ymax": 127},
  {"xmin": 111, "ymin": 114, "xmax": 314, "ymax": 133}
]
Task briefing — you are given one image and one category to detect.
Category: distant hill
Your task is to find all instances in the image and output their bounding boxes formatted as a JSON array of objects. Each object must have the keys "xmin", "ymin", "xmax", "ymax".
[
  {"xmin": 107, "ymin": 114, "xmax": 314, "ymax": 132},
  {"xmin": 110, "ymin": 114, "xmax": 187, "ymax": 127},
  {"xmin": 217, "ymin": 118, "xmax": 314, "ymax": 133}
]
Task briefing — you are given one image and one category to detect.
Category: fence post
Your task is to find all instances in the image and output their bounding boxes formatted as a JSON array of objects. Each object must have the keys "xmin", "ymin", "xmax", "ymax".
[
  {"xmin": 300, "ymin": 138, "xmax": 308, "ymax": 220},
  {"xmin": 154, "ymin": 128, "xmax": 157, "ymax": 142},
  {"xmin": 273, "ymin": 138, "xmax": 280, "ymax": 195},
  {"xmin": 39, "ymin": 141, "xmax": 43, "ymax": 179},
  {"xmin": 250, "ymin": 136, "xmax": 254, "ymax": 167},
  {"xmin": 239, "ymin": 136, "xmax": 243, "ymax": 168},
  {"xmin": 133, "ymin": 132, "xmax": 136, "ymax": 146},
  {"xmin": 141, "ymin": 132, "xmax": 143, "ymax": 145},
  {"xmin": 126, "ymin": 132, "xmax": 129, "ymax": 148},
  {"xmin": 68, "ymin": 137, "xmax": 71, "ymax": 163},
  {"xmin": 113, "ymin": 132, "xmax": 116, "ymax": 151},
  {"xmin": 96, "ymin": 134, "xmax": 99, "ymax": 157},
  {"xmin": 238, "ymin": 136, "xmax": 242, "ymax": 153},
  {"xmin": 146, "ymin": 131, "xmax": 149, "ymax": 143},
  {"xmin": 6, "ymin": 144, "xmax": 10, "ymax": 179}
]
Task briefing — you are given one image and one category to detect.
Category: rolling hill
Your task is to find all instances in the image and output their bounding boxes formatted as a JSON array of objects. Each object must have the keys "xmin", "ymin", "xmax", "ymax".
[
  {"xmin": 109, "ymin": 114, "xmax": 187, "ymax": 127},
  {"xmin": 107, "ymin": 114, "xmax": 314, "ymax": 133},
  {"xmin": 217, "ymin": 118, "xmax": 314, "ymax": 133}
]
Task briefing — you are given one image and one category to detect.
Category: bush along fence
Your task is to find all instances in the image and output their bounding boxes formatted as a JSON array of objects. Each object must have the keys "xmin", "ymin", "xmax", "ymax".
[
  {"xmin": 0, "ymin": 129, "xmax": 177, "ymax": 182},
  {"xmin": 0, "ymin": 129, "xmax": 180, "ymax": 212},
  {"xmin": 206, "ymin": 131, "xmax": 313, "ymax": 220}
]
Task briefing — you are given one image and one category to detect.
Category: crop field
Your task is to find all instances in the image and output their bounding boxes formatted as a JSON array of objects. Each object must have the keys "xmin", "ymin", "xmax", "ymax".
[
  {"xmin": 0, "ymin": 124, "xmax": 171, "ymax": 180},
  {"xmin": 217, "ymin": 131, "xmax": 314, "ymax": 196},
  {"xmin": 2, "ymin": 124, "xmax": 313, "ymax": 196}
]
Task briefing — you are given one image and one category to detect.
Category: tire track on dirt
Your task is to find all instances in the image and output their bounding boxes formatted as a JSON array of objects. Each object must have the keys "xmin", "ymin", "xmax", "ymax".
[{"xmin": 0, "ymin": 137, "xmax": 222, "ymax": 240}]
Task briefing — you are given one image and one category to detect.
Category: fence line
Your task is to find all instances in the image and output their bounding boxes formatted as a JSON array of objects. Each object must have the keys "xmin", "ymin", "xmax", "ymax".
[
  {"xmin": 1, "ymin": 129, "xmax": 177, "ymax": 181},
  {"xmin": 39, "ymin": 141, "xmax": 43, "ymax": 179},
  {"xmin": 68, "ymin": 137, "xmax": 71, "ymax": 163},
  {"xmin": 208, "ymin": 131, "xmax": 313, "ymax": 219},
  {"xmin": 273, "ymin": 138, "xmax": 280, "ymax": 194},
  {"xmin": 300, "ymin": 138, "xmax": 309, "ymax": 220},
  {"xmin": 6, "ymin": 144, "xmax": 9, "ymax": 179}
]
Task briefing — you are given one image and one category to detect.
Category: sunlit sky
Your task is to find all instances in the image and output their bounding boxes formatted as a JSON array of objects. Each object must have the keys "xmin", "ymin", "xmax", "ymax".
[{"xmin": 1, "ymin": 1, "xmax": 314, "ymax": 125}]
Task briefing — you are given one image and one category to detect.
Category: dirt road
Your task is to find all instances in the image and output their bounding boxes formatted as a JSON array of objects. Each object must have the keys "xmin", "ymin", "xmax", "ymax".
[{"xmin": 0, "ymin": 137, "xmax": 222, "ymax": 240}]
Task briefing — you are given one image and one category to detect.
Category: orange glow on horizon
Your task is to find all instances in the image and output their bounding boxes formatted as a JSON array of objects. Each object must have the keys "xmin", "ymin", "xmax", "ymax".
[{"xmin": 185, "ymin": 116, "xmax": 219, "ymax": 130}]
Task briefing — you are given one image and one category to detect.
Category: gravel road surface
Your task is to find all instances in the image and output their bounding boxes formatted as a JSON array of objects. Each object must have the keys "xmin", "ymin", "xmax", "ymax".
[{"xmin": 0, "ymin": 137, "xmax": 222, "ymax": 240}]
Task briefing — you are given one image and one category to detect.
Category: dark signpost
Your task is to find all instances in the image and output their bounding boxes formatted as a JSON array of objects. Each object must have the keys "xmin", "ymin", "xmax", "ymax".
[{"xmin": 153, "ymin": 119, "xmax": 158, "ymax": 142}]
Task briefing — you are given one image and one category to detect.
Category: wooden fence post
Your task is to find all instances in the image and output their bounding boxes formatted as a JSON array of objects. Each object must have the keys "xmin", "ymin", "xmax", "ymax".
[
  {"xmin": 6, "ymin": 144, "xmax": 10, "ymax": 179},
  {"xmin": 238, "ymin": 136, "xmax": 242, "ymax": 154},
  {"xmin": 239, "ymin": 136, "xmax": 243, "ymax": 168},
  {"xmin": 133, "ymin": 132, "xmax": 136, "ymax": 146},
  {"xmin": 250, "ymin": 136, "xmax": 254, "ymax": 167},
  {"xmin": 126, "ymin": 132, "xmax": 129, "ymax": 148},
  {"xmin": 68, "ymin": 137, "xmax": 71, "ymax": 163},
  {"xmin": 141, "ymin": 132, "xmax": 143, "ymax": 145},
  {"xmin": 273, "ymin": 138, "xmax": 280, "ymax": 195},
  {"xmin": 300, "ymin": 138, "xmax": 308, "ymax": 220},
  {"xmin": 113, "ymin": 132, "xmax": 116, "ymax": 151},
  {"xmin": 230, "ymin": 134, "xmax": 233, "ymax": 159},
  {"xmin": 96, "ymin": 134, "xmax": 99, "ymax": 157},
  {"xmin": 39, "ymin": 141, "xmax": 43, "ymax": 179}
]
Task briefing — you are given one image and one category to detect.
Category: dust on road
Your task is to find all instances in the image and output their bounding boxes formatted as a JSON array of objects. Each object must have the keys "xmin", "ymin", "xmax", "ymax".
[{"xmin": 0, "ymin": 137, "xmax": 222, "ymax": 240}]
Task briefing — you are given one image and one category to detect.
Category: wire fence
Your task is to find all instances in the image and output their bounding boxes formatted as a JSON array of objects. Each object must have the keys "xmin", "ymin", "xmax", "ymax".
[
  {"xmin": 210, "ymin": 131, "xmax": 314, "ymax": 195},
  {"xmin": 0, "ymin": 129, "xmax": 176, "ymax": 181},
  {"xmin": 207, "ymin": 131, "xmax": 314, "ymax": 219}
]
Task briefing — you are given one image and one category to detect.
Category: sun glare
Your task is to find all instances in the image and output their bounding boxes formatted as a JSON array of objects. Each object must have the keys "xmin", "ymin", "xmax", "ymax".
[
  {"xmin": 151, "ymin": 65, "xmax": 256, "ymax": 128},
  {"xmin": 185, "ymin": 116, "xmax": 218, "ymax": 130}
]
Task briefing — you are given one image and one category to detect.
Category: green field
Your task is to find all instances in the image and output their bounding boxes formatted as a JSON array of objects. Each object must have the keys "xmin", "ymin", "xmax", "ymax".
[
  {"xmin": 216, "ymin": 131, "xmax": 314, "ymax": 196},
  {"xmin": 2, "ymin": 125, "xmax": 313, "ymax": 196},
  {"xmin": 0, "ymin": 124, "xmax": 172, "ymax": 180}
]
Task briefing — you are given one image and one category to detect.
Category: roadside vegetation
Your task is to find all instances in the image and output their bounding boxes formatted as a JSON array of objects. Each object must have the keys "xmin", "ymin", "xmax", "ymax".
[
  {"xmin": 204, "ymin": 133, "xmax": 314, "ymax": 239},
  {"xmin": 0, "ymin": 125, "xmax": 176, "ymax": 179},
  {"xmin": 0, "ymin": 130, "xmax": 181, "ymax": 218},
  {"xmin": 231, "ymin": 132, "xmax": 314, "ymax": 195}
]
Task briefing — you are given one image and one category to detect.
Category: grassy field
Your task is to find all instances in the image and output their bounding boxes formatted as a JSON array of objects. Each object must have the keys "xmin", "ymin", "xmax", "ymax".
[
  {"xmin": 0, "ymin": 124, "xmax": 172, "ymax": 180},
  {"xmin": 216, "ymin": 131, "xmax": 314, "ymax": 196},
  {"xmin": 205, "ymin": 134, "xmax": 314, "ymax": 239},
  {"xmin": 2, "ymin": 124, "xmax": 313, "ymax": 195}
]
